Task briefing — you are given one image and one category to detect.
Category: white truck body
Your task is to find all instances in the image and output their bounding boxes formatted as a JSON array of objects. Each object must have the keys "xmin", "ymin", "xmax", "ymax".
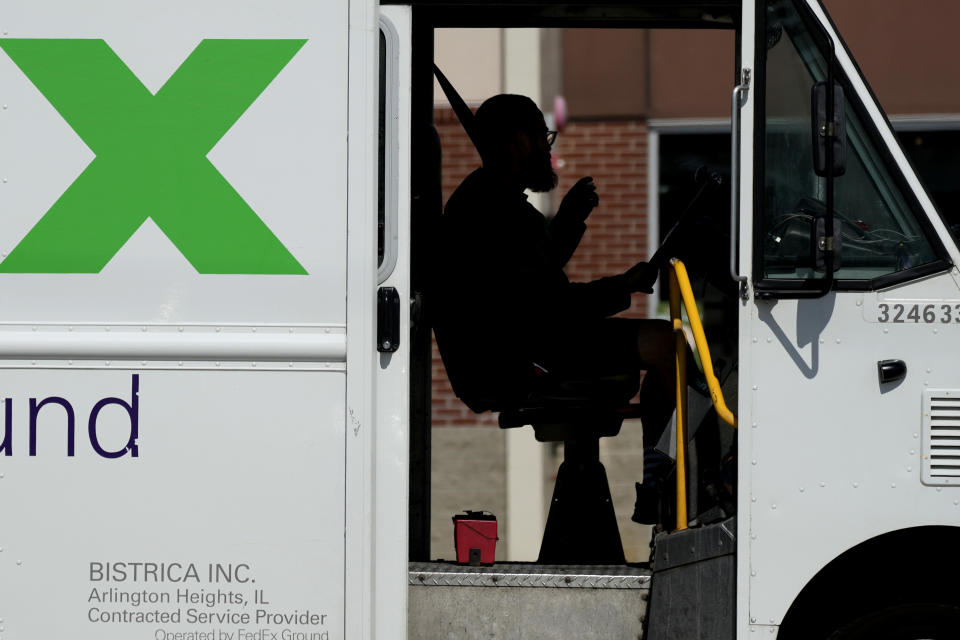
[
  {"xmin": 0, "ymin": 0, "xmax": 400, "ymax": 637},
  {"xmin": 2, "ymin": 0, "xmax": 958, "ymax": 638}
]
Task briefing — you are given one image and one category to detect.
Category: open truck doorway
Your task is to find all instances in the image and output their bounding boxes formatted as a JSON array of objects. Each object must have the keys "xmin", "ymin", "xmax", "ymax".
[
  {"xmin": 424, "ymin": 26, "xmax": 739, "ymax": 563},
  {"xmin": 392, "ymin": 3, "xmax": 742, "ymax": 636}
]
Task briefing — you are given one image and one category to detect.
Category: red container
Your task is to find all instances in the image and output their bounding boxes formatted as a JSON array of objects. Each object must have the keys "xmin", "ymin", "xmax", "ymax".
[{"xmin": 453, "ymin": 511, "xmax": 498, "ymax": 565}]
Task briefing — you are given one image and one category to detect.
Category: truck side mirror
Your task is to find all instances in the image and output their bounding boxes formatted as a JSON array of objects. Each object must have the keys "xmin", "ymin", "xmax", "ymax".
[{"xmin": 812, "ymin": 81, "xmax": 847, "ymax": 177}]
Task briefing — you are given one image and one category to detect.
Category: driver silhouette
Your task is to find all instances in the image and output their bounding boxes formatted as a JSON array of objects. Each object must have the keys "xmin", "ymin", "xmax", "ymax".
[{"xmin": 433, "ymin": 93, "xmax": 677, "ymax": 453}]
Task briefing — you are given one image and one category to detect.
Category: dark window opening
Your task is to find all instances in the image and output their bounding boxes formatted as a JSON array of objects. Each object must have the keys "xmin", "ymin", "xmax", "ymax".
[
  {"xmin": 657, "ymin": 131, "xmax": 731, "ymax": 305},
  {"xmin": 897, "ymin": 129, "xmax": 960, "ymax": 241},
  {"xmin": 378, "ymin": 29, "xmax": 387, "ymax": 268}
]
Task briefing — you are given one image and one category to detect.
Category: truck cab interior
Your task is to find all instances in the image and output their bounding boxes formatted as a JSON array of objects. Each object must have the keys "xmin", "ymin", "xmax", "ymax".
[{"xmin": 385, "ymin": 0, "xmax": 744, "ymax": 566}]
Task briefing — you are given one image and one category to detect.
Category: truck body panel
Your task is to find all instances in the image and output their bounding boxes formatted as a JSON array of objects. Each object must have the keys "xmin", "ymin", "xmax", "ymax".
[
  {"xmin": 0, "ymin": 1, "xmax": 375, "ymax": 638},
  {"xmin": 2, "ymin": 0, "xmax": 960, "ymax": 638}
]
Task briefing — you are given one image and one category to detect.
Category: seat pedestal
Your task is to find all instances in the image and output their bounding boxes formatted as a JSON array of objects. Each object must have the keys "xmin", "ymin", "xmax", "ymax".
[{"xmin": 538, "ymin": 436, "xmax": 625, "ymax": 564}]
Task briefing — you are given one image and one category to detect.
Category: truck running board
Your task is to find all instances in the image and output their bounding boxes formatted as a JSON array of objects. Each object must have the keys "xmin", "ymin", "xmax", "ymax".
[{"xmin": 408, "ymin": 563, "xmax": 650, "ymax": 638}]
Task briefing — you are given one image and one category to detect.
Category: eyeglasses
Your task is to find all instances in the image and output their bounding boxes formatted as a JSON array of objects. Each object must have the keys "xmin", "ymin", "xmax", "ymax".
[{"xmin": 546, "ymin": 130, "xmax": 558, "ymax": 147}]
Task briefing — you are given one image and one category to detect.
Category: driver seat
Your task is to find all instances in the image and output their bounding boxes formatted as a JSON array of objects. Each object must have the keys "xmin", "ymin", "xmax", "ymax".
[{"xmin": 451, "ymin": 356, "xmax": 644, "ymax": 564}]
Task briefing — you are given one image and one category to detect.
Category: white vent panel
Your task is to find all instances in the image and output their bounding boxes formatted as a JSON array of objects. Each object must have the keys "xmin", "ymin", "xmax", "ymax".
[{"xmin": 922, "ymin": 390, "xmax": 960, "ymax": 485}]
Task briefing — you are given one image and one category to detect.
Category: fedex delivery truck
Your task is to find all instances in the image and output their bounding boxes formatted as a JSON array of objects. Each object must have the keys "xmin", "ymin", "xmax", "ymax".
[{"xmin": 2, "ymin": 0, "xmax": 960, "ymax": 638}]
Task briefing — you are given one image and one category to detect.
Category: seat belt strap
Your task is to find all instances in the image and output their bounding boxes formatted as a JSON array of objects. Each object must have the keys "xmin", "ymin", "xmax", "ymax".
[{"xmin": 433, "ymin": 64, "xmax": 480, "ymax": 151}]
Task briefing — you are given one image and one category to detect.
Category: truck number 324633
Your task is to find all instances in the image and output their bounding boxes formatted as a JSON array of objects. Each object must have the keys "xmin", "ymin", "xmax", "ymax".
[{"xmin": 877, "ymin": 303, "xmax": 960, "ymax": 323}]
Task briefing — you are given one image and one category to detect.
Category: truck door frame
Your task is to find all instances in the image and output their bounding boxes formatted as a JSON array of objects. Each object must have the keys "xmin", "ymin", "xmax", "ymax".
[{"xmin": 393, "ymin": 0, "xmax": 744, "ymax": 560}]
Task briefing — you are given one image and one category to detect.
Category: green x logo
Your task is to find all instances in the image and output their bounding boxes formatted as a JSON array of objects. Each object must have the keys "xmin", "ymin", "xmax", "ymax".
[{"xmin": 0, "ymin": 38, "xmax": 308, "ymax": 274}]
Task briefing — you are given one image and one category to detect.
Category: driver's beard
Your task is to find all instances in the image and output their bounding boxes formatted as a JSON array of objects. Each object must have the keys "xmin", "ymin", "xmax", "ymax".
[{"xmin": 528, "ymin": 167, "xmax": 559, "ymax": 193}]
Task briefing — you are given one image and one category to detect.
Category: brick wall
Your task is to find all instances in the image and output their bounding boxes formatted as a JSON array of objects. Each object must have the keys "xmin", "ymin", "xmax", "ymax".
[
  {"xmin": 432, "ymin": 108, "xmax": 651, "ymax": 426},
  {"xmin": 554, "ymin": 119, "xmax": 651, "ymax": 319}
]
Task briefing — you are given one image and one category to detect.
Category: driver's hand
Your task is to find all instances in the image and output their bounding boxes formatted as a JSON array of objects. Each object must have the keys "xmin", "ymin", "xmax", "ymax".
[
  {"xmin": 556, "ymin": 177, "xmax": 599, "ymax": 224},
  {"xmin": 624, "ymin": 261, "xmax": 659, "ymax": 294}
]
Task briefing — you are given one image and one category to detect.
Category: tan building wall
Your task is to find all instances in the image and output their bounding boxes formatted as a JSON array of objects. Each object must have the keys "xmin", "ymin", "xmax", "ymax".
[
  {"xmin": 563, "ymin": 28, "xmax": 736, "ymax": 120},
  {"xmin": 433, "ymin": 28, "xmax": 502, "ymax": 104},
  {"xmin": 827, "ymin": 0, "xmax": 960, "ymax": 116},
  {"xmin": 562, "ymin": 2, "xmax": 960, "ymax": 121}
]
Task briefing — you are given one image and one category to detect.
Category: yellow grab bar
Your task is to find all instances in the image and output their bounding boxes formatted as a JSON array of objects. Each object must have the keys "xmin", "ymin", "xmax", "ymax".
[
  {"xmin": 668, "ymin": 272, "xmax": 689, "ymax": 530},
  {"xmin": 669, "ymin": 258, "xmax": 737, "ymax": 428},
  {"xmin": 667, "ymin": 258, "xmax": 737, "ymax": 532}
]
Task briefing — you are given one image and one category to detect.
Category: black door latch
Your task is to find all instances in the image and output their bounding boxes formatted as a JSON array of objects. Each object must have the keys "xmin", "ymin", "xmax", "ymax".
[{"xmin": 377, "ymin": 287, "xmax": 400, "ymax": 353}]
